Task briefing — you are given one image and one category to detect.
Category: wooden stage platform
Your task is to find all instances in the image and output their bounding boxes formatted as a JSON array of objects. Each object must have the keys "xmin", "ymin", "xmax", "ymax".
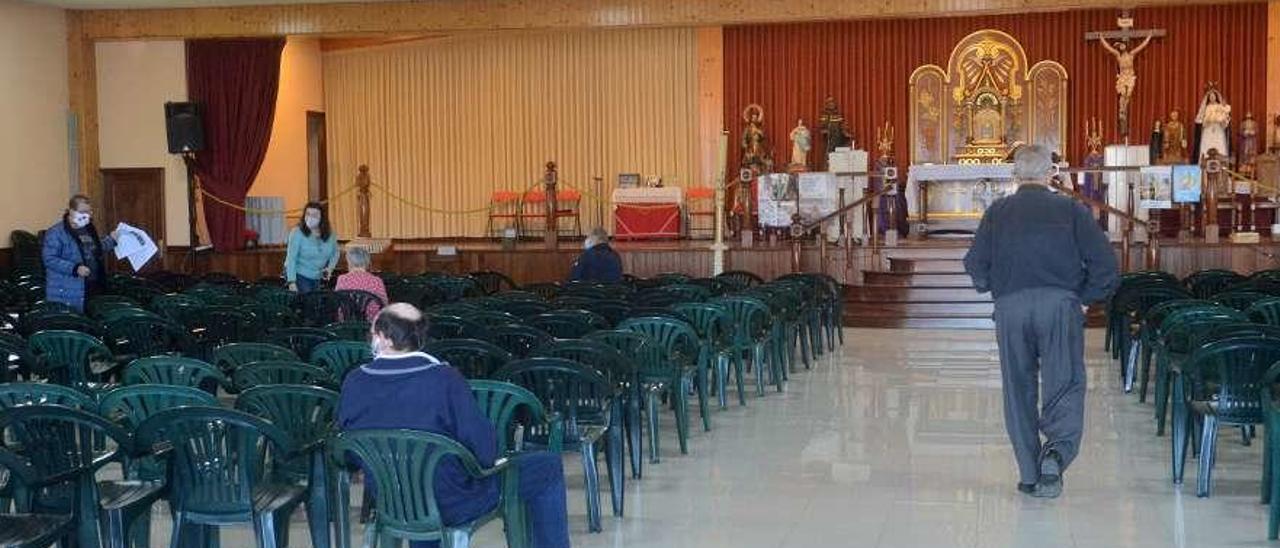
[{"xmin": 155, "ymin": 236, "xmax": 1280, "ymax": 287}]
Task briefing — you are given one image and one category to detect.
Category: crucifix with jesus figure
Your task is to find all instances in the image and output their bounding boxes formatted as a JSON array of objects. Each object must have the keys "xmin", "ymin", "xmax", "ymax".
[{"xmin": 1086, "ymin": 11, "xmax": 1166, "ymax": 142}]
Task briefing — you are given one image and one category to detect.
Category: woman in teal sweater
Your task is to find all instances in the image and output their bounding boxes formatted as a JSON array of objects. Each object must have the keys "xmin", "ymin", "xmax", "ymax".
[{"xmin": 285, "ymin": 202, "xmax": 339, "ymax": 293}]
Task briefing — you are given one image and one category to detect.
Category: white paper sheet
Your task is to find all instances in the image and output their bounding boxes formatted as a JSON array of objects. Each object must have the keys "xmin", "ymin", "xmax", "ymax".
[{"xmin": 113, "ymin": 222, "xmax": 158, "ymax": 271}]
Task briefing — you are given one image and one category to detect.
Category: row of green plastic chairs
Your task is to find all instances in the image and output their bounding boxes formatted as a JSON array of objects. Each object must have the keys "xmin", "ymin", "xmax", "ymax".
[{"xmin": 1105, "ymin": 269, "xmax": 1280, "ymax": 540}]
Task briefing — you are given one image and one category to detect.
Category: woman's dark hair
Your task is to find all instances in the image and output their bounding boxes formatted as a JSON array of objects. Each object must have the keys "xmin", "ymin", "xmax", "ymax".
[
  {"xmin": 373, "ymin": 306, "xmax": 431, "ymax": 352},
  {"xmin": 298, "ymin": 201, "xmax": 332, "ymax": 241}
]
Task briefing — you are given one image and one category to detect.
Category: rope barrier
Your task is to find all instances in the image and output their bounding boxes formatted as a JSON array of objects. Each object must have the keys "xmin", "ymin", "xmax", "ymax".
[{"xmin": 199, "ymin": 182, "xmax": 362, "ymax": 215}]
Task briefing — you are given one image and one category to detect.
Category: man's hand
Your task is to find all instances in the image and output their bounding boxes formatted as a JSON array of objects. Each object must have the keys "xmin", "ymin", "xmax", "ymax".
[
  {"xmin": 322, "ymin": 269, "xmax": 333, "ymax": 281},
  {"xmin": 76, "ymin": 265, "xmax": 91, "ymax": 278},
  {"xmin": 1081, "ymin": 304, "xmax": 1090, "ymax": 315}
]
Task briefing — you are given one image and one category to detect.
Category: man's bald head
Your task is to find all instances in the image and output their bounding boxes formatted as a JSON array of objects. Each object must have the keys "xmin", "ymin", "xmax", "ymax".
[{"xmin": 372, "ymin": 302, "xmax": 430, "ymax": 352}]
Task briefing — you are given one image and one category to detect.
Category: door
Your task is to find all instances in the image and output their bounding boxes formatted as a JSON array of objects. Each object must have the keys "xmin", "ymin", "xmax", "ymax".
[
  {"xmin": 101, "ymin": 168, "xmax": 166, "ymax": 271},
  {"xmin": 307, "ymin": 111, "xmax": 328, "ymax": 202}
]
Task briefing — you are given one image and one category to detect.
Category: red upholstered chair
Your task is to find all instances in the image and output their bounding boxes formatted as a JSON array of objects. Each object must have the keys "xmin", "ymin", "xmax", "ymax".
[
  {"xmin": 518, "ymin": 189, "xmax": 583, "ymax": 238},
  {"xmin": 686, "ymin": 186, "xmax": 716, "ymax": 239},
  {"xmin": 486, "ymin": 190, "xmax": 523, "ymax": 238},
  {"xmin": 518, "ymin": 190, "xmax": 547, "ymax": 238}
]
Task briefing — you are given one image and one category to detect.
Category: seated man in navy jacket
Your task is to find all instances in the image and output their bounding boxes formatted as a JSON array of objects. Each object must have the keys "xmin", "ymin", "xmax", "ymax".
[
  {"xmin": 338, "ymin": 303, "xmax": 571, "ymax": 548},
  {"xmin": 568, "ymin": 227, "xmax": 623, "ymax": 283}
]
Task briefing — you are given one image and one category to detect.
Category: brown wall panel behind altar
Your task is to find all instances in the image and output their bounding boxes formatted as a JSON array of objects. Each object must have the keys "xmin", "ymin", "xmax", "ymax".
[{"xmin": 723, "ymin": 3, "xmax": 1267, "ymax": 173}]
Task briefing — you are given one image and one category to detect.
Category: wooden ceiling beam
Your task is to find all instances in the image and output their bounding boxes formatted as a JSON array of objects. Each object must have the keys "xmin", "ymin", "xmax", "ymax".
[{"xmin": 75, "ymin": 0, "xmax": 1260, "ymax": 40}]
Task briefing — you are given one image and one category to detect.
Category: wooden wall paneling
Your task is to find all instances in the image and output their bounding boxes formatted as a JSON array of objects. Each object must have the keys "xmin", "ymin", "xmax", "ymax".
[
  {"xmin": 75, "ymin": 0, "xmax": 1257, "ymax": 40},
  {"xmin": 67, "ymin": 12, "xmax": 101, "ymax": 207}
]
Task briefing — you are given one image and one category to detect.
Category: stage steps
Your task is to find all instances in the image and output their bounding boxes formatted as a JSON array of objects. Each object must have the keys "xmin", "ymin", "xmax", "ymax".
[{"xmin": 844, "ymin": 243, "xmax": 994, "ymax": 329}]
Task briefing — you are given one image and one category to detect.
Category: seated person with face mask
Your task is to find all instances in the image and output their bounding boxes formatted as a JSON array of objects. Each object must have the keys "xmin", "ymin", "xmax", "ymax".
[
  {"xmin": 337, "ymin": 303, "xmax": 572, "ymax": 548},
  {"xmin": 42, "ymin": 194, "xmax": 120, "ymax": 312},
  {"xmin": 568, "ymin": 227, "xmax": 623, "ymax": 283}
]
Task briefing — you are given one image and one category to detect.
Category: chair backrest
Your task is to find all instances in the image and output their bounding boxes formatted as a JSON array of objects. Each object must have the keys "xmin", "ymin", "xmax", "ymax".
[
  {"xmin": 0, "ymin": 333, "xmax": 36, "ymax": 382},
  {"xmin": 469, "ymin": 271, "xmax": 518, "ymax": 295},
  {"xmin": 324, "ymin": 320, "xmax": 372, "ymax": 342},
  {"xmin": 426, "ymin": 315, "xmax": 492, "ymax": 342},
  {"xmin": 21, "ymin": 312, "xmax": 102, "ymax": 337},
  {"xmin": 658, "ymin": 284, "xmax": 712, "ymax": 303},
  {"xmin": 186, "ymin": 307, "xmax": 259, "ymax": 352},
  {"xmin": 426, "ymin": 276, "xmax": 480, "ymax": 302},
  {"xmin": 714, "ymin": 270, "xmax": 764, "ymax": 291},
  {"xmin": 236, "ymin": 384, "xmax": 338, "ymax": 480},
  {"xmin": 1248, "ymin": 297, "xmax": 1280, "ymax": 325},
  {"xmin": 1184, "ymin": 269, "xmax": 1246, "ymax": 299},
  {"xmin": 329, "ymin": 429, "xmax": 486, "ymax": 539},
  {"xmin": 28, "ymin": 329, "xmax": 113, "ymax": 387},
  {"xmin": 1213, "ymin": 291, "xmax": 1272, "ymax": 311},
  {"xmin": 459, "ymin": 310, "xmax": 523, "ymax": 328},
  {"xmin": 422, "ymin": 339, "xmax": 513, "ymax": 378},
  {"xmin": 492, "ymin": 357, "xmax": 613, "ymax": 442},
  {"xmin": 531, "ymin": 338, "xmax": 632, "ymax": 385},
  {"xmin": 527, "ymin": 312, "xmax": 599, "ymax": 339},
  {"xmin": 672, "ymin": 302, "xmax": 731, "ymax": 347},
  {"xmin": 264, "ymin": 327, "xmax": 338, "ymax": 358},
  {"xmin": 137, "ymin": 407, "xmax": 292, "ymax": 516},
  {"xmin": 231, "ymin": 360, "xmax": 331, "ymax": 391},
  {"xmin": 100, "ymin": 384, "xmax": 221, "ymax": 429},
  {"xmin": 581, "ymin": 300, "xmax": 631, "ymax": 328},
  {"xmin": 103, "ymin": 314, "xmax": 188, "ymax": 358},
  {"xmin": 123, "ymin": 355, "xmax": 228, "ymax": 391},
  {"xmin": 0, "ymin": 382, "xmax": 96, "ymax": 410},
  {"xmin": 0, "ymin": 405, "xmax": 132, "ymax": 511},
  {"xmin": 310, "ymin": 340, "xmax": 373, "ymax": 382},
  {"xmin": 488, "ymin": 324, "xmax": 555, "ymax": 359},
  {"xmin": 211, "ymin": 342, "xmax": 299, "ymax": 373},
  {"xmin": 292, "ymin": 290, "xmax": 349, "ymax": 327},
  {"xmin": 617, "ymin": 316, "xmax": 701, "ymax": 369},
  {"xmin": 335, "ymin": 289, "xmax": 385, "ymax": 323},
  {"xmin": 521, "ymin": 283, "xmax": 562, "ymax": 301},
  {"xmin": 1184, "ymin": 337, "xmax": 1280, "ymax": 423},
  {"xmin": 467, "ymin": 380, "xmax": 555, "ymax": 453},
  {"xmin": 244, "ymin": 301, "xmax": 299, "ymax": 329},
  {"xmin": 494, "ymin": 299, "xmax": 553, "ymax": 318}
]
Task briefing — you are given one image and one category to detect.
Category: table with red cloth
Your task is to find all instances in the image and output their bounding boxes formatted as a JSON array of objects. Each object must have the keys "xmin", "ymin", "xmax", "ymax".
[{"xmin": 612, "ymin": 187, "xmax": 683, "ymax": 240}]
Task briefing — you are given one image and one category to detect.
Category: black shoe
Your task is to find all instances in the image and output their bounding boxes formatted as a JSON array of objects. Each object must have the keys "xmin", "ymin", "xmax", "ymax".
[
  {"xmin": 1033, "ymin": 450, "xmax": 1063, "ymax": 499},
  {"xmin": 1017, "ymin": 482, "xmax": 1038, "ymax": 495}
]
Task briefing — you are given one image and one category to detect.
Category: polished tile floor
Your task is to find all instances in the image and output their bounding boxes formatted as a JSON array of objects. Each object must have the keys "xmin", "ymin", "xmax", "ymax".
[{"xmin": 145, "ymin": 329, "xmax": 1273, "ymax": 547}]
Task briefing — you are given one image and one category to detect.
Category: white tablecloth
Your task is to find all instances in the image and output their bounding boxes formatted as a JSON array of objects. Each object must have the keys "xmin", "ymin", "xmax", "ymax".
[
  {"xmin": 611, "ymin": 187, "xmax": 684, "ymax": 205},
  {"xmin": 906, "ymin": 164, "xmax": 1016, "ymax": 217}
]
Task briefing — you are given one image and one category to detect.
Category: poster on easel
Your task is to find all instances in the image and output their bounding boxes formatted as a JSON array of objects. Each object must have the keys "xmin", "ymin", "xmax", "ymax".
[
  {"xmin": 1138, "ymin": 166, "xmax": 1172, "ymax": 209},
  {"xmin": 756, "ymin": 173, "xmax": 797, "ymax": 228},
  {"xmin": 1171, "ymin": 164, "xmax": 1202, "ymax": 204}
]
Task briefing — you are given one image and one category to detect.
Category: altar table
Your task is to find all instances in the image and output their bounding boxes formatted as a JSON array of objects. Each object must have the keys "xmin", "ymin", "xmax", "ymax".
[
  {"xmin": 907, "ymin": 164, "xmax": 1016, "ymax": 234},
  {"xmin": 612, "ymin": 187, "xmax": 683, "ymax": 240}
]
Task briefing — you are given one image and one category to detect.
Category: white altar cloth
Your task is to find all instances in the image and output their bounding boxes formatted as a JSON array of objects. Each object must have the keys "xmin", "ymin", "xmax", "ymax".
[{"xmin": 906, "ymin": 164, "xmax": 1015, "ymax": 217}]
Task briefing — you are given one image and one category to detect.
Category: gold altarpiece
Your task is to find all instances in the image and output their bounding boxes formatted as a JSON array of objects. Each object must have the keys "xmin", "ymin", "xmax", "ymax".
[{"xmin": 909, "ymin": 30, "xmax": 1068, "ymax": 165}]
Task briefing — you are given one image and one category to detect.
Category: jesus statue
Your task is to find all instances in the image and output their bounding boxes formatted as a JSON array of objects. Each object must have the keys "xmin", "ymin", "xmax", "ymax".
[{"xmin": 1098, "ymin": 35, "xmax": 1154, "ymax": 138}]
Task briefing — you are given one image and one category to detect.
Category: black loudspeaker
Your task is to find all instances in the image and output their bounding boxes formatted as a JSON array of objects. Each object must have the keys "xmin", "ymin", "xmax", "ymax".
[{"xmin": 164, "ymin": 102, "xmax": 205, "ymax": 154}]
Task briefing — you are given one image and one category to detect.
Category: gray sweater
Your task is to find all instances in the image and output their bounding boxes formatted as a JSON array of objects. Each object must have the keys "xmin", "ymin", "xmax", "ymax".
[{"xmin": 963, "ymin": 184, "xmax": 1120, "ymax": 304}]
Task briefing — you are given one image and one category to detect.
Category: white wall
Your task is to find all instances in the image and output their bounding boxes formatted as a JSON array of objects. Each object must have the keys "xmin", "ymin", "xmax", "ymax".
[
  {"xmin": 95, "ymin": 40, "xmax": 190, "ymax": 246},
  {"xmin": 0, "ymin": 0, "xmax": 69, "ymax": 247},
  {"xmin": 250, "ymin": 36, "xmax": 325, "ymax": 218}
]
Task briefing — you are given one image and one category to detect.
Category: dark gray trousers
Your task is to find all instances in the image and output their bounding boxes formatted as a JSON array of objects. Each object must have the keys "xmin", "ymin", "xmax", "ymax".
[{"xmin": 993, "ymin": 287, "xmax": 1087, "ymax": 484}]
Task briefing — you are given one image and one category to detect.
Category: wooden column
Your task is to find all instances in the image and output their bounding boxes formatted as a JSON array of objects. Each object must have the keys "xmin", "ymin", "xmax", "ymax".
[
  {"xmin": 66, "ymin": 12, "xmax": 101, "ymax": 206},
  {"xmin": 543, "ymin": 161, "xmax": 559, "ymax": 250},
  {"xmin": 1268, "ymin": 1, "xmax": 1280, "ymax": 133}
]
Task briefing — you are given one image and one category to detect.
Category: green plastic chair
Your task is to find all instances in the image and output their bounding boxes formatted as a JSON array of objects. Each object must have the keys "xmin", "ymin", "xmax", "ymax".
[
  {"xmin": 184, "ymin": 307, "xmax": 261, "ymax": 360},
  {"xmin": 527, "ymin": 312, "xmax": 599, "ymax": 339},
  {"xmin": 212, "ymin": 342, "xmax": 299, "ymax": 374},
  {"xmin": 328, "ymin": 429, "xmax": 528, "ymax": 548},
  {"xmin": 1152, "ymin": 308, "xmax": 1247, "ymax": 436},
  {"xmin": 86, "ymin": 295, "xmax": 141, "ymax": 318},
  {"xmin": 1248, "ymin": 297, "xmax": 1280, "ymax": 326},
  {"xmin": 0, "ymin": 405, "xmax": 165, "ymax": 548},
  {"xmin": 494, "ymin": 299, "xmax": 553, "ymax": 319},
  {"xmin": 0, "ymin": 382, "xmax": 96, "ymax": 411},
  {"xmin": 0, "ymin": 447, "xmax": 75, "ymax": 547},
  {"xmin": 1214, "ymin": 290, "xmax": 1272, "ymax": 312},
  {"xmin": 1131, "ymin": 299, "xmax": 1214, "ymax": 399},
  {"xmin": 596, "ymin": 323, "xmax": 693, "ymax": 461},
  {"xmin": 467, "ymin": 380, "xmax": 561, "ymax": 454},
  {"xmin": 1184, "ymin": 269, "xmax": 1247, "ymax": 299},
  {"xmin": 1262, "ymin": 360, "xmax": 1280, "ymax": 538},
  {"xmin": 323, "ymin": 321, "xmax": 372, "ymax": 342},
  {"xmin": 493, "ymin": 357, "xmax": 624, "ymax": 532},
  {"xmin": 136, "ymin": 406, "xmax": 307, "ymax": 548},
  {"xmin": 714, "ymin": 270, "xmax": 763, "ymax": 291},
  {"xmin": 427, "ymin": 315, "xmax": 492, "ymax": 342},
  {"xmin": 102, "ymin": 314, "xmax": 189, "ymax": 364},
  {"xmin": 459, "ymin": 310, "xmax": 523, "ymax": 329},
  {"xmin": 489, "ymin": 325, "xmax": 555, "ymax": 359},
  {"xmin": 264, "ymin": 327, "xmax": 338, "ymax": 360},
  {"xmin": 619, "ymin": 316, "xmax": 712, "ymax": 434},
  {"xmin": 532, "ymin": 339, "xmax": 642, "ymax": 479},
  {"xmin": 672, "ymin": 302, "xmax": 734, "ymax": 409},
  {"xmin": 310, "ymin": 340, "xmax": 373, "ymax": 383},
  {"xmin": 122, "ymin": 355, "xmax": 228, "ymax": 392},
  {"xmin": 231, "ymin": 360, "xmax": 331, "ymax": 392},
  {"xmin": 20, "ymin": 313, "xmax": 102, "ymax": 338},
  {"xmin": 423, "ymin": 339, "xmax": 513, "ymax": 378},
  {"xmin": 714, "ymin": 296, "xmax": 775, "ymax": 401},
  {"xmin": 0, "ymin": 332, "xmax": 37, "ymax": 381},
  {"xmin": 236, "ymin": 385, "xmax": 338, "ymax": 548},
  {"xmin": 27, "ymin": 330, "xmax": 117, "ymax": 391},
  {"xmin": 244, "ymin": 302, "xmax": 300, "ymax": 330},
  {"xmin": 469, "ymin": 270, "xmax": 518, "ymax": 295}
]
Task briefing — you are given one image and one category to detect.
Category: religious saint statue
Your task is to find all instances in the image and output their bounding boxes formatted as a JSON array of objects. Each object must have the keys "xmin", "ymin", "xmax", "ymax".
[
  {"xmin": 740, "ymin": 104, "xmax": 773, "ymax": 173},
  {"xmin": 818, "ymin": 96, "xmax": 853, "ymax": 157},
  {"xmin": 1241, "ymin": 111, "xmax": 1260, "ymax": 167},
  {"xmin": 1149, "ymin": 120, "xmax": 1163, "ymax": 165},
  {"xmin": 788, "ymin": 119, "xmax": 811, "ymax": 169},
  {"xmin": 356, "ymin": 164, "xmax": 372, "ymax": 238},
  {"xmin": 1271, "ymin": 114, "xmax": 1280, "ymax": 153},
  {"xmin": 1098, "ymin": 35, "xmax": 1154, "ymax": 138},
  {"xmin": 1195, "ymin": 85, "xmax": 1231, "ymax": 161},
  {"xmin": 1161, "ymin": 110, "xmax": 1188, "ymax": 164}
]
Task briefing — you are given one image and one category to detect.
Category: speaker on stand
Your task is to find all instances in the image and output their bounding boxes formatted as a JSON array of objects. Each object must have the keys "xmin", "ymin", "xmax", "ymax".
[{"xmin": 164, "ymin": 102, "xmax": 206, "ymax": 274}]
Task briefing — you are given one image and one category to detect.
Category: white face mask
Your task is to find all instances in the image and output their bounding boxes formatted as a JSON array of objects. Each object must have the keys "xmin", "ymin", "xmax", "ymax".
[
  {"xmin": 70, "ymin": 211, "xmax": 91, "ymax": 229},
  {"xmin": 304, "ymin": 215, "xmax": 321, "ymax": 230}
]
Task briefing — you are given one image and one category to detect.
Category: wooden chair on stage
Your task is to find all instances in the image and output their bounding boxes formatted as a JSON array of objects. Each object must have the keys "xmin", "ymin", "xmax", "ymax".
[
  {"xmin": 518, "ymin": 189, "xmax": 583, "ymax": 239},
  {"xmin": 486, "ymin": 190, "xmax": 523, "ymax": 238},
  {"xmin": 686, "ymin": 186, "xmax": 716, "ymax": 239}
]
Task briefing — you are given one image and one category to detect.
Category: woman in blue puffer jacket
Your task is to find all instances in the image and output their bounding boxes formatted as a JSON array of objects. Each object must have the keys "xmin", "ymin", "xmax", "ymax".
[{"xmin": 42, "ymin": 195, "xmax": 119, "ymax": 312}]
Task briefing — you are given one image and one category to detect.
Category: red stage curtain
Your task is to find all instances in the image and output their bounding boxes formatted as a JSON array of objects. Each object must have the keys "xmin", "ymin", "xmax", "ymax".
[
  {"xmin": 186, "ymin": 38, "xmax": 285, "ymax": 251},
  {"xmin": 724, "ymin": 3, "xmax": 1267, "ymax": 177}
]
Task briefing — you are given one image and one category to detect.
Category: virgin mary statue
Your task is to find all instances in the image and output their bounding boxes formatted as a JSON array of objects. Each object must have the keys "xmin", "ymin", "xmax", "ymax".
[{"xmin": 1193, "ymin": 85, "xmax": 1231, "ymax": 162}]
